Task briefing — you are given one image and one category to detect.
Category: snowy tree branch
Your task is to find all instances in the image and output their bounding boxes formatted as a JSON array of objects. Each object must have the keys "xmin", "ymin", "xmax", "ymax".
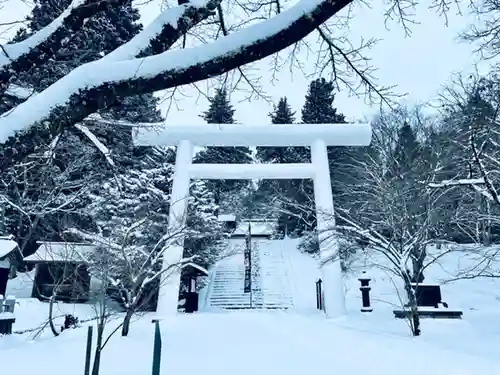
[
  {"xmin": 102, "ymin": 1, "xmax": 219, "ymax": 62},
  {"xmin": 74, "ymin": 124, "xmax": 115, "ymax": 167},
  {"xmin": 428, "ymin": 178, "xmax": 486, "ymax": 188},
  {"xmin": 0, "ymin": 0, "xmax": 129, "ymax": 93}
]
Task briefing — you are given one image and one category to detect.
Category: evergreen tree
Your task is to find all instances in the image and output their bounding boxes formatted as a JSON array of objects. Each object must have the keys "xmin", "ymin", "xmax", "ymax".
[
  {"xmin": 287, "ymin": 78, "xmax": 349, "ymax": 237},
  {"xmin": 301, "ymin": 78, "xmax": 372, "ymax": 239},
  {"xmin": 11, "ymin": 0, "xmax": 162, "ymax": 146},
  {"xmin": 254, "ymin": 97, "xmax": 299, "ymax": 234},
  {"xmin": 388, "ymin": 121, "xmax": 420, "ymax": 178},
  {"xmin": 183, "ymin": 180, "xmax": 226, "ymax": 267},
  {"xmin": 193, "ymin": 88, "xmax": 252, "ymax": 206},
  {"xmin": 256, "ymin": 97, "xmax": 296, "ymax": 163},
  {"xmin": 301, "ymin": 78, "xmax": 346, "ymax": 124}
]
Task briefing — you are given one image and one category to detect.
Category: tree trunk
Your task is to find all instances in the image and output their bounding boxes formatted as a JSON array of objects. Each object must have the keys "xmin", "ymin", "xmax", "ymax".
[
  {"xmin": 482, "ymin": 198, "xmax": 491, "ymax": 246},
  {"xmin": 121, "ymin": 309, "xmax": 134, "ymax": 337},
  {"xmin": 403, "ymin": 274, "xmax": 421, "ymax": 336},
  {"xmin": 48, "ymin": 295, "xmax": 60, "ymax": 337},
  {"xmin": 91, "ymin": 321, "xmax": 104, "ymax": 375},
  {"xmin": 411, "ymin": 246, "xmax": 426, "ymax": 283},
  {"xmin": 410, "ymin": 307, "xmax": 421, "ymax": 337}
]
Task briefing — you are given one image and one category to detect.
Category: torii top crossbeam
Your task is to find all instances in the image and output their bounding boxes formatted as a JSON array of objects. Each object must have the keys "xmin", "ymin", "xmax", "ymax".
[{"xmin": 134, "ymin": 123, "xmax": 371, "ymax": 147}]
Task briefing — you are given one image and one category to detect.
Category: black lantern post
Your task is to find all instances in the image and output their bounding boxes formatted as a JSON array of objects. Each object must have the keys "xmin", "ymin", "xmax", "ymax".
[{"xmin": 358, "ymin": 271, "xmax": 373, "ymax": 312}]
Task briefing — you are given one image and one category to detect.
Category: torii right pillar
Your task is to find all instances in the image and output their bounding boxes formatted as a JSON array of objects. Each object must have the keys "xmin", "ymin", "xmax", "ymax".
[{"xmin": 311, "ymin": 138, "xmax": 345, "ymax": 318}]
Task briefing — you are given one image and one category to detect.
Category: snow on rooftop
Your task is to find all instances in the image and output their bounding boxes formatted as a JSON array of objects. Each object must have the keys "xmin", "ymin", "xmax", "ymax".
[
  {"xmin": 0, "ymin": 238, "xmax": 19, "ymax": 259},
  {"xmin": 183, "ymin": 262, "xmax": 209, "ymax": 276},
  {"xmin": 233, "ymin": 221, "xmax": 275, "ymax": 236},
  {"xmin": 218, "ymin": 214, "xmax": 236, "ymax": 222},
  {"xmin": 23, "ymin": 242, "xmax": 95, "ymax": 262}
]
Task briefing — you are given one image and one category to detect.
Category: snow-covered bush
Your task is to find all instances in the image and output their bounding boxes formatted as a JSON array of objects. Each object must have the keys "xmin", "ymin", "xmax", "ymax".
[{"xmin": 298, "ymin": 230, "xmax": 358, "ymax": 272}]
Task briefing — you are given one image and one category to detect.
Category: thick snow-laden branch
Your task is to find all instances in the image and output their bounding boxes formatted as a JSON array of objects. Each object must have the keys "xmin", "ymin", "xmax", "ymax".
[
  {"xmin": 101, "ymin": 0, "xmax": 219, "ymax": 62},
  {"xmin": 74, "ymin": 124, "xmax": 115, "ymax": 167},
  {"xmin": 0, "ymin": 0, "xmax": 128, "ymax": 91},
  {"xmin": 1, "ymin": 1, "xmax": 216, "ymax": 101},
  {"xmin": 0, "ymin": 0, "xmax": 353, "ymax": 144},
  {"xmin": 428, "ymin": 178, "xmax": 486, "ymax": 188},
  {"xmin": 84, "ymin": 113, "xmax": 163, "ymax": 129},
  {"xmin": 428, "ymin": 177, "xmax": 498, "ymax": 202},
  {"xmin": 0, "ymin": 0, "xmax": 219, "ymax": 171}
]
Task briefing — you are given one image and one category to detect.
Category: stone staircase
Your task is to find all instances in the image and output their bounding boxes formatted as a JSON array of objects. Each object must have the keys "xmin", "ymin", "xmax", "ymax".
[
  {"xmin": 204, "ymin": 239, "xmax": 293, "ymax": 310},
  {"xmin": 259, "ymin": 240, "xmax": 294, "ymax": 309}
]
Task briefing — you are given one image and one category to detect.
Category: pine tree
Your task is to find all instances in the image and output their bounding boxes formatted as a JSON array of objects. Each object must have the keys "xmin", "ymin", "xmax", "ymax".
[
  {"xmin": 184, "ymin": 180, "xmax": 226, "ymax": 267},
  {"xmin": 194, "ymin": 88, "xmax": 252, "ymax": 206},
  {"xmin": 286, "ymin": 78, "xmax": 349, "ymax": 237},
  {"xmin": 253, "ymin": 97, "xmax": 298, "ymax": 233},
  {"xmin": 389, "ymin": 121, "xmax": 420, "ymax": 178},
  {"xmin": 301, "ymin": 78, "xmax": 364, "ymax": 236},
  {"xmin": 256, "ymin": 97, "xmax": 296, "ymax": 163},
  {"xmin": 301, "ymin": 78, "xmax": 346, "ymax": 124}
]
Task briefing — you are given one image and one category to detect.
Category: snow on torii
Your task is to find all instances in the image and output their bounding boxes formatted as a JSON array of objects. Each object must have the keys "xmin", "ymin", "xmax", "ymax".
[{"xmin": 134, "ymin": 123, "xmax": 372, "ymax": 318}]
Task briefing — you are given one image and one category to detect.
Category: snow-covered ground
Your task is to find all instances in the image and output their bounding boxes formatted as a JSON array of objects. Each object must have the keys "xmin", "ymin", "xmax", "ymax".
[{"xmin": 1, "ymin": 239, "xmax": 500, "ymax": 374}]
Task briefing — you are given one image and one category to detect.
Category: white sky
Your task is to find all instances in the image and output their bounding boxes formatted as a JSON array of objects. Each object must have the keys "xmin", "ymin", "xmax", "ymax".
[{"xmin": 0, "ymin": 0, "xmax": 493, "ymax": 124}]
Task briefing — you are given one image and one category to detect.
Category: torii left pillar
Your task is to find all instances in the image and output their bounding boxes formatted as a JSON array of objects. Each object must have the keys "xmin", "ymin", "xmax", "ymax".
[{"xmin": 156, "ymin": 140, "xmax": 193, "ymax": 316}]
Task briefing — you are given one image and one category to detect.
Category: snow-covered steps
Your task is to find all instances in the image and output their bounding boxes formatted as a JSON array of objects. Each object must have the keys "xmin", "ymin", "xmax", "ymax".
[
  {"xmin": 204, "ymin": 238, "xmax": 293, "ymax": 310},
  {"xmin": 204, "ymin": 244, "xmax": 258, "ymax": 310},
  {"xmin": 257, "ymin": 240, "xmax": 293, "ymax": 309}
]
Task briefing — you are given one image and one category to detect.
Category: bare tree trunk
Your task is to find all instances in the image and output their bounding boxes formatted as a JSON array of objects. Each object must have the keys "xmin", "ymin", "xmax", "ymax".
[
  {"xmin": 91, "ymin": 320, "xmax": 104, "ymax": 375},
  {"xmin": 482, "ymin": 198, "xmax": 491, "ymax": 245},
  {"xmin": 121, "ymin": 309, "xmax": 134, "ymax": 337},
  {"xmin": 411, "ymin": 245, "xmax": 426, "ymax": 283},
  {"xmin": 403, "ymin": 274, "xmax": 421, "ymax": 336},
  {"xmin": 48, "ymin": 295, "xmax": 60, "ymax": 337}
]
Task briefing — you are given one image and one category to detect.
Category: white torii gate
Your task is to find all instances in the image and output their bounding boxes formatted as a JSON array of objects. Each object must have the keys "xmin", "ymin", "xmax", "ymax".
[{"xmin": 134, "ymin": 123, "xmax": 371, "ymax": 318}]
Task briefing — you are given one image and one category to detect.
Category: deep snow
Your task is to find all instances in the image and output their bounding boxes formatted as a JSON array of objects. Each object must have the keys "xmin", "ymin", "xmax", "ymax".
[{"xmin": 1, "ymin": 238, "xmax": 500, "ymax": 374}]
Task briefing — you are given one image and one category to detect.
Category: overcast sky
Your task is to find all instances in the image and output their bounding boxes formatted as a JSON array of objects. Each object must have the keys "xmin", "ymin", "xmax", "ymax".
[{"xmin": 0, "ymin": 0, "xmax": 492, "ymax": 124}]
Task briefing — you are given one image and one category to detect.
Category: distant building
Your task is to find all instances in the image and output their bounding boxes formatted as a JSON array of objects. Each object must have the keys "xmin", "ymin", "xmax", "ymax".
[
  {"xmin": 217, "ymin": 214, "xmax": 276, "ymax": 239},
  {"xmin": 0, "ymin": 236, "xmax": 22, "ymax": 296},
  {"xmin": 217, "ymin": 213, "xmax": 238, "ymax": 231},
  {"xmin": 232, "ymin": 220, "xmax": 275, "ymax": 239},
  {"xmin": 24, "ymin": 242, "xmax": 95, "ymax": 303}
]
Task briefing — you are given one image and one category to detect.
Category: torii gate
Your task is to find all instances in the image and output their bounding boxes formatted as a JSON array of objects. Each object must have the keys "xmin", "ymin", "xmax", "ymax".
[{"xmin": 134, "ymin": 123, "xmax": 371, "ymax": 318}]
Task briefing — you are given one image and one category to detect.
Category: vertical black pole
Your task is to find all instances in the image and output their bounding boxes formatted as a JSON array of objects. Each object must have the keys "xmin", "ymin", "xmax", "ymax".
[
  {"xmin": 244, "ymin": 223, "xmax": 253, "ymax": 308},
  {"xmin": 151, "ymin": 320, "xmax": 162, "ymax": 375},
  {"xmin": 84, "ymin": 325, "xmax": 93, "ymax": 375}
]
